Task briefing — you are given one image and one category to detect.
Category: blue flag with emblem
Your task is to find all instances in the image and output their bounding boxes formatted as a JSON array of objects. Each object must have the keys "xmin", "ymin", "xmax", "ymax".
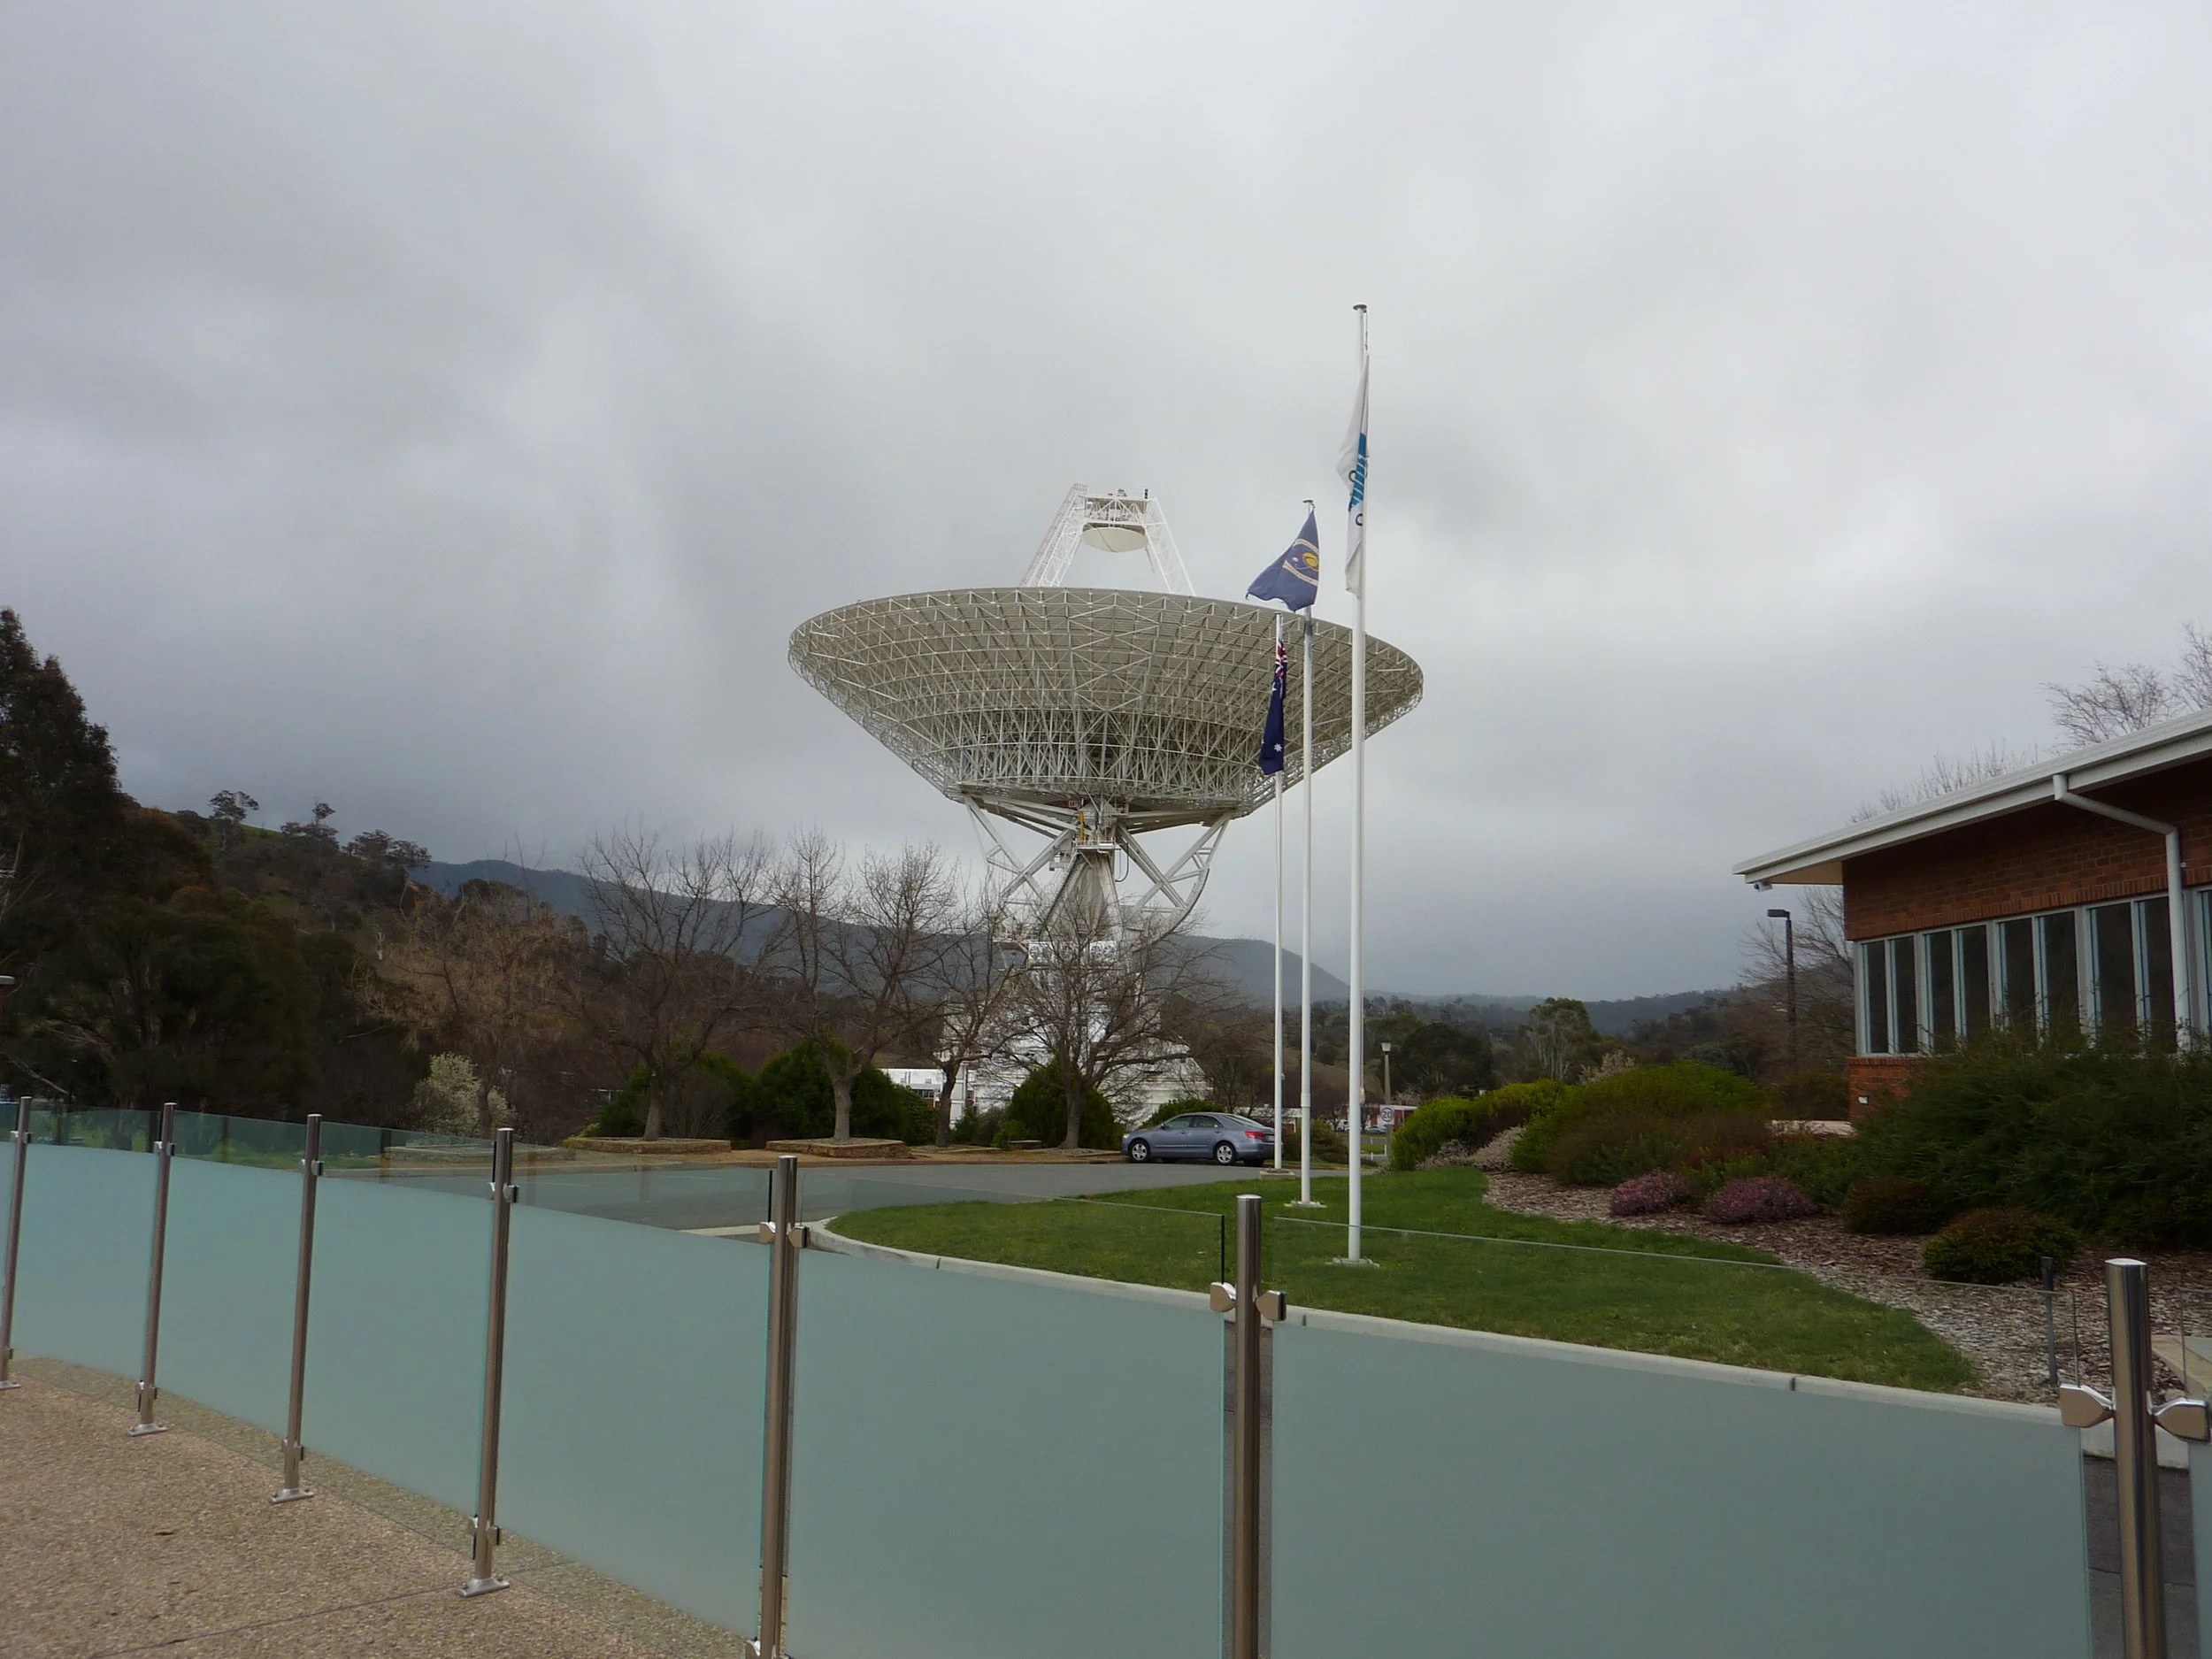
[
  {"xmin": 1258, "ymin": 635, "xmax": 1288, "ymax": 775},
  {"xmin": 1245, "ymin": 511, "xmax": 1321, "ymax": 611}
]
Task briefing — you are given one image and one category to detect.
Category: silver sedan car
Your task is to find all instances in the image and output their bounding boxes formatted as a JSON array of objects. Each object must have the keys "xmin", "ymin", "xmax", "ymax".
[{"xmin": 1123, "ymin": 1111, "xmax": 1276, "ymax": 1166}]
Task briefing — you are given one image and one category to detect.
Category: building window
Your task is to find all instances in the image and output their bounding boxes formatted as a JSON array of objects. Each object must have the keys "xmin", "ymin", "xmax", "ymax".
[
  {"xmin": 2093, "ymin": 903, "xmax": 2139, "ymax": 1045},
  {"xmin": 1862, "ymin": 941, "xmax": 1892, "ymax": 1055},
  {"xmin": 1961, "ymin": 925, "xmax": 1992, "ymax": 1039},
  {"xmin": 1926, "ymin": 929, "xmax": 1956, "ymax": 1047},
  {"xmin": 1857, "ymin": 894, "xmax": 2198, "ymax": 1056}
]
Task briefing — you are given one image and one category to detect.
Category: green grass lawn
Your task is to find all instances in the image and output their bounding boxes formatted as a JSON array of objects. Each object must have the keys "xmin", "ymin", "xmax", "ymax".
[{"xmin": 832, "ymin": 1168, "xmax": 1975, "ymax": 1392}]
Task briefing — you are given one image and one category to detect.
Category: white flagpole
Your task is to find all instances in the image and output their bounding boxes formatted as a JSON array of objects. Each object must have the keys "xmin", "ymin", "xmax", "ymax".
[
  {"xmin": 1343, "ymin": 304, "xmax": 1371, "ymax": 1265},
  {"xmin": 1271, "ymin": 611, "xmax": 1285, "ymax": 1170},
  {"xmin": 1296, "ymin": 604, "xmax": 1317, "ymax": 1208}
]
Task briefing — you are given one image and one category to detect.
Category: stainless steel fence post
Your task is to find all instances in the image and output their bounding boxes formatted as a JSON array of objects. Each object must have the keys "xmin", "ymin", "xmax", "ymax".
[
  {"xmin": 2109, "ymin": 1258, "xmax": 2166, "ymax": 1659},
  {"xmin": 751, "ymin": 1153, "xmax": 804, "ymax": 1659},
  {"xmin": 0, "ymin": 1094, "xmax": 29, "ymax": 1390},
  {"xmin": 460, "ymin": 1126, "xmax": 517, "ymax": 1597},
  {"xmin": 2041, "ymin": 1256, "xmax": 2060, "ymax": 1387},
  {"xmin": 1212, "ymin": 1194, "xmax": 1283, "ymax": 1659},
  {"xmin": 272, "ymin": 1114, "xmax": 323, "ymax": 1502},
  {"xmin": 128, "ymin": 1103, "xmax": 177, "ymax": 1436}
]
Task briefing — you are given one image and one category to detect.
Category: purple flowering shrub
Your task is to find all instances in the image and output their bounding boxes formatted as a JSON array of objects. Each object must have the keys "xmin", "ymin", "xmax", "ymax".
[
  {"xmin": 1704, "ymin": 1174, "xmax": 1818, "ymax": 1225},
  {"xmin": 1609, "ymin": 1170, "xmax": 1693, "ymax": 1216}
]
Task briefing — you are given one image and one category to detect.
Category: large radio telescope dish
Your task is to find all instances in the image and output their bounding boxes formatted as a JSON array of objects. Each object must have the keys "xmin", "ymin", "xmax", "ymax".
[{"xmin": 788, "ymin": 486, "xmax": 1423, "ymax": 935}]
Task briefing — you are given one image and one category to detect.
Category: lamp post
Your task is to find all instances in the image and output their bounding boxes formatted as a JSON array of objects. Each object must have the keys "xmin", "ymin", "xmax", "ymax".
[
  {"xmin": 1379, "ymin": 1041, "xmax": 1392, "ymax": 1110},
  {"xmin": 1766, "ymin": 909, "xmax": 1797, "ymax": 1076}
]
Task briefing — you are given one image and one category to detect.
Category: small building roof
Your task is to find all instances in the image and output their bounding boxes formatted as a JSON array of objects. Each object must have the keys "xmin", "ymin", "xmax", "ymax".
[{"xmin": 1733, "ymin": 706, "xmax": 2212, "ymax": 887}]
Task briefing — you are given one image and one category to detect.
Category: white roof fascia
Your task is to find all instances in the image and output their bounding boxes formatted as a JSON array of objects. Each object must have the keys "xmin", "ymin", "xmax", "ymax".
[{"xmin": 1733, "ymin": 707, "xmax": 2212, "ymax": 887}]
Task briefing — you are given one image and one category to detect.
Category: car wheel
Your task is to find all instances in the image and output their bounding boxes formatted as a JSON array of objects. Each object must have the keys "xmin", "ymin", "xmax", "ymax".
[
  {"xmin": 1128, "ymin": 1139, "xmax": 1152, "ymax": 1163},
  {"xmin": 1213, "ymin": 1141, "xmax": 1237, "ymax": 1165}
]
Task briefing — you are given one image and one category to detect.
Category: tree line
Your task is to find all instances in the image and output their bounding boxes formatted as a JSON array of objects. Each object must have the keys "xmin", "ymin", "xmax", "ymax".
[{"xmin": 0, "ymin": 609, "xmax": 1248, "ymax": 1147}]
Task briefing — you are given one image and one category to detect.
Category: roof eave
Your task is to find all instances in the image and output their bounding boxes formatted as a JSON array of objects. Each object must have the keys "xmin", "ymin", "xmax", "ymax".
[{"xmin": 1732, "ymin": 714, "xmax": 2212, "ymax": 887}]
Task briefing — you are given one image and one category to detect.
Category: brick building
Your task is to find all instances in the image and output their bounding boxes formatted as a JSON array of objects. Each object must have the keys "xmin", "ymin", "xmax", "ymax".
[{"xmin": 1734, "ymin": 710, "xmax": 2212, "ymax": 1110}]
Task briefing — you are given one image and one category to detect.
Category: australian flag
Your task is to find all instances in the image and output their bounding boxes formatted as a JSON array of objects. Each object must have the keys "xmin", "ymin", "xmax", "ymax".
[
  {"xmin": 1245, "ymin": 511, "xmax": 1321, "ymax": 611},
  {"xmin": 1259, "ymin": 636, "xmax": 1288, "ymax": 776}
]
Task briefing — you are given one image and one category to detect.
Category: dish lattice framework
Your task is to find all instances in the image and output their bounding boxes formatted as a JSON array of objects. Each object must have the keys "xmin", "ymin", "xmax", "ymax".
[{"xmin": 787, "ymin": 488, "xmax": 1424, "ymax": 933}]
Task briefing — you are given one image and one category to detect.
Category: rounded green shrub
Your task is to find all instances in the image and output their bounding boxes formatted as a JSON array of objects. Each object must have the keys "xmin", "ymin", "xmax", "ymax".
[
  {"xmin": 1842, "ymin": 1176, "xmax": 1955, "ymax": 1236},
  {"xmin": 1511, "ymin": 1063, "xmax": 1764, "ymax": 1176},
  {"xmin": 1003, "ymin": 1060, "xmax": 1120, "ymax": 1149},
  {"xmin": 1389, "ymin": 1093, "xmax": 1539, "ymax": 1172},
  {"xmin": 1923, "ymin": 1208, "xmax": 2080, "ymax": 1284}
]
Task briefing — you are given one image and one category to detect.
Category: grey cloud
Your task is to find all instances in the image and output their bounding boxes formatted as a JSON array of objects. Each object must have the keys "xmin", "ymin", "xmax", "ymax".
[{"xmin": 5, "ymin": 0, "xmax": 2211, "ymax": 998}]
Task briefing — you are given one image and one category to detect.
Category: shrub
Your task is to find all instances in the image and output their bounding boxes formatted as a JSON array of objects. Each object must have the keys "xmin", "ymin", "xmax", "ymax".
[
  {"xmin": 1610, "ymin": 1170, "xmax": 1693, "ymax": 1216},
  {"xmin": 1389, "ymin": 1092, "xmax": 1545, "ymax": 1172},
  {"xmin": 1923, "ymin": 1208, "xmax": 2080, "ymax": 1284},
  {"xmin": 1002, "ymin": 1060, "xmax": 1120, "ymax": 1149},
  {"xmin": 1705, "ymin": 1175, "xmax": 1819, "ymax": 1225},
  {"xmin": 1765, "ymin": 1132, "xmax": 1871, "ymax": 1208},
  {"xmin": 1771, "ymin": 1071, "xmax": 1852, "ymax": 1121},
  {"xmin": 1284, "ymin": 1118, "xmax": 1349, "ymax": 1164},
  {"xmin": 1511, "ymin": 1063, "xmax": 1766, "ymax": 1175},
  {"xmin": 746, "ymin": 1042, "xmax": 933, "ymax": 1144},
  {"xmin": 1861, "ymin": 1038, "xmax": 2212, "ymax": 1240},
  {"xmin": 1842, "ymin": 1176, "xmax": 1956, "ymax": 1236},
  {"xmin": 1543, "ymin": 1109, "xmax": 1772, "ymax": 1189}
]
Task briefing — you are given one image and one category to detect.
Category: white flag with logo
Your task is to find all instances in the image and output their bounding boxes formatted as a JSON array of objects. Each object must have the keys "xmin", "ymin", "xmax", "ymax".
[{"xmin": 1336, "ymin": 357, "xmax": 1369, "ymax": 595}]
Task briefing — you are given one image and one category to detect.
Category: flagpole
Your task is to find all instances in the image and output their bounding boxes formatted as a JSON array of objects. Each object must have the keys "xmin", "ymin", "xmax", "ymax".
[
  {"xmin": 1271, "ymin": 611, "xmax": 1285, "ymax": 1170},
  {"xmin": 1296, "ymin": 602, "xmax": 1317, "ymax": 1208},
  {"xmin": 1343, "ymin": 304, "xmax": 1371, "ymax": 1266}
]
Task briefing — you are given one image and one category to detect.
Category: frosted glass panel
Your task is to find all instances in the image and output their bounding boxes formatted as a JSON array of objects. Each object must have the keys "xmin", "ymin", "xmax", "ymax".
[
  {"xmin": 786, "ymin": 1251, "xmax": 1220, "ymax": 1659},
  {"xmin": 1274, "ymin": 1318, "xmax": 2091, "ymax": 1659},
  {"xmin": 503, "ymin": 1207, "xmax": 769, "ymax": 1633},
  {"xmin": 159, "ymin": 1158, "xmax": 305, "ymax": 1433},
  {"xmin": 11, "ymin": 1142, "xmax": 155, "ymax": 1379},
  {"xmin": 303, "ymin": 1178, "xmax": 489, "ymax": 1512}
]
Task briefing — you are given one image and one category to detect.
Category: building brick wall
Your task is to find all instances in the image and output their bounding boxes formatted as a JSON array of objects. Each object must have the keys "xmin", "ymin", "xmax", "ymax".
[
  {"xmin": 1842, "ymin": 757, "xmax": 2212, "ymax": 941},
  {"xmin": 1846, "ymin": 1055, "xmax": 1921, "ymax": 1118}
]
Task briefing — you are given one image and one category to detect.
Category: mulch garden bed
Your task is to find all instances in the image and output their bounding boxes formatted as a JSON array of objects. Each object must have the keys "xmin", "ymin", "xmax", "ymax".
[{"xmin": 1471, "ymin": 1138, "xmax": 2212, "ymax": 1404}]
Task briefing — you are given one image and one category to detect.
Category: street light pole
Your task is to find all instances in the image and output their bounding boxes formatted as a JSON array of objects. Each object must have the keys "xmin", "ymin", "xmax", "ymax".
[
  {"xmin": 1767, "ymin": 909, "xmax": 1797, "ymax": 1075},
  {"xmin": 1380, "ymin": 1041, "xmax": 1392, "ymax": 1110}
]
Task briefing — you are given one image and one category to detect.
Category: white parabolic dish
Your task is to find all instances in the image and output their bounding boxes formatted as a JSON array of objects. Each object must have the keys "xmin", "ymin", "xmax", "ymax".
[{"xmin": 787, "ymin": 586, "xmax": 1424, "ymax": 836}]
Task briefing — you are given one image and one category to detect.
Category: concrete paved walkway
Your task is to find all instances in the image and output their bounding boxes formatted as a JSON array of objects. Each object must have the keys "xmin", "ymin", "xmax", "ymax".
[{"xmin": 0, "ymin": 1367, "xmax": 742, "ymax": 1657}]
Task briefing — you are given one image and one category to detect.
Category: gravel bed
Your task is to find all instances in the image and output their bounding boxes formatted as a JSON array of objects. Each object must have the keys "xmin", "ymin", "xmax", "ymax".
[{"xmin": 1476, "ymin": 1164, "xmax": 2212, "ymax": 1404}]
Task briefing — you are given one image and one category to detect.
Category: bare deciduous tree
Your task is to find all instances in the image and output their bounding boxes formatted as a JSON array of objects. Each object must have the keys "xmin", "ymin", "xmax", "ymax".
[
  {"xmin": 914, "ymin": 883, "xmax": 1028, "ymax": 1148},
  {"xmin": 1005, "ymin": 902, "xmax": 1232, "ymax": 1149},
  {"xmin": 1738, "ymin": 887, "xmax": 1855, "ymax": 1078},
  {"xmin": 766, "ymin": 833, "xmax": 961, "ymax": 1142},
  {"xmin": 364, "ymin": 877, "xmax": 578, "ymax": 1136},
  {"xmin": 577, "ymin": 827, "xmax": 775, "ymax": 1141},
  {"xmin": 2045, "ymin": 623, "xmax": 2212, "ymax": 747}
]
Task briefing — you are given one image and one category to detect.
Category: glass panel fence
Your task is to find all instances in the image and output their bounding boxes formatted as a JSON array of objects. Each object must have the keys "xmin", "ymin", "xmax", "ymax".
[
  {"xmin": 785, "ymin": 1242, "xmax": 1222, "ymax": 1659},
  {"xmin": 502, "ymin": 1204, "xmax": 769, "ymax": 1632},
  {"xmin": 1271, "ymin": 1289, "xmax": 2093, "ymax": 1658},
  {"xmin": 303, "ymin": 1175, "xmax": 491, "ymax": 1513},
  {"xmin": 10, "ymin": 1141, "xmax": 154, "ymax": 1379}
]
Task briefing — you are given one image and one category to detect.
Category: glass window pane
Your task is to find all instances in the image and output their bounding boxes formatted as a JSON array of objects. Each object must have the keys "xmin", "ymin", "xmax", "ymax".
[
  {"xmin": 2093, "ymin": 903, "xmax": 2139, "ymax": 1044},
  {"xmin": 2002, "ymin": 919, "xmax": 2038, "ymax": 1031},
  {"xmin": 2143, "ymin": 897, "xmax": 2175, "ymax": 1048},
  {"xmin": 1862, "ymin": 942, "xmax": 1890, "ymax": 1054},
  {"xmin": 1893, "ymin": 938, "xmax": 1920, "ymax": 1054},
  {"xmin": 1926, "ymin": 931, "xmax": 1956, "ymax": 1047},
  {"xmin": 1962, "ymin": 926, "xmax": 1992, "ymax": 1040},
  {"xmin": 2043, "ymin": 912, "xmax": 2080, "ymax": 1038}
]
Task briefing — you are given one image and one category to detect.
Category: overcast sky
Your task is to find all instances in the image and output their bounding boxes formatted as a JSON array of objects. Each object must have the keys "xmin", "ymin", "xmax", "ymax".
[{"xmin": 6, "ymin": 2, "xmax": 2211, "ymax": 998}]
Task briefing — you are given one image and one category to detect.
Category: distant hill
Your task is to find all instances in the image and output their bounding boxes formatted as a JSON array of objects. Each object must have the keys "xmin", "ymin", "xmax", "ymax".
[{"xmin": 411, "ymin": 861, "xmax": 1717, "ymax": 1025}]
